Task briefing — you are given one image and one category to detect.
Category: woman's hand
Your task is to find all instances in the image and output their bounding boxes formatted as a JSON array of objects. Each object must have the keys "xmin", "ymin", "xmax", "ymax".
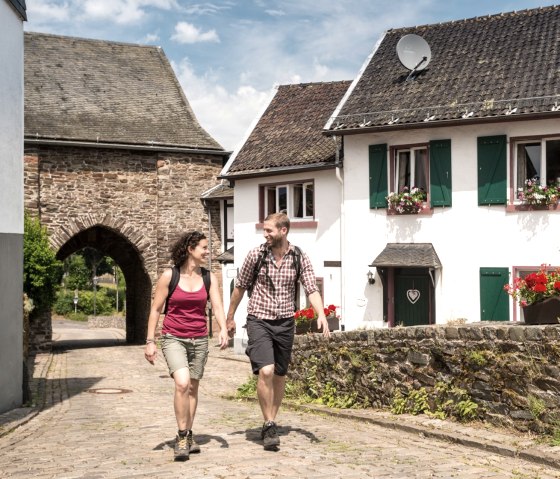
[
  {"xmin": 218, "ymin": 329, "xmax": 229, "ymax": 350},
  {"xmin": 144, "ymin": 342, "xmax": 157, "ymax": 364}
]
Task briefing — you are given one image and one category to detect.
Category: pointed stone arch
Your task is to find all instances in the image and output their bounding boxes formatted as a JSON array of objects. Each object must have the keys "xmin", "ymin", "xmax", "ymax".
[{"xmin": 55, "ymin": 218, "xmax": 155, "ymax": 344}]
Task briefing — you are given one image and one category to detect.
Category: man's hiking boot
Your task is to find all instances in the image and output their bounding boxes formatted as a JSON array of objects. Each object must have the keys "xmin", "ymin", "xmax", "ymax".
[
  {"xmin": 261, "ymin": 421, "xmax": 280, "ymax": 450},
  {"xmin": 187, "ymin": 430, "xmax": 200, "ymax": 453},
  {"xmin": 174, "ymin": 433, "xmax": 190, "ymax": 461}
]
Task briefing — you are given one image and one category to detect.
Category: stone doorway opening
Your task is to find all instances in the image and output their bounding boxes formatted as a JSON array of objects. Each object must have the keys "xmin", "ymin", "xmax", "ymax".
[{"xmin": 56, "ymin": 225, "xmax": 152, "ymax": 344}]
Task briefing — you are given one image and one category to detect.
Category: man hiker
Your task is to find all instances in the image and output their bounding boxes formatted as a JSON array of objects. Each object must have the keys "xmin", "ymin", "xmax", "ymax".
[{"xmin": 226, "ymin": 212, "xmax": 330, "ymax": 450}]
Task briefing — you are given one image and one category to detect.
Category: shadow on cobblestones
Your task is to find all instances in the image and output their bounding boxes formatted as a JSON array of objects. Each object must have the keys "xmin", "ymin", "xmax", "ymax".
[
  {"xmin": 153, "ymin": 433, "xmax": 230, "ymax": 451},
  {"xmin": 53, "ymin": 338, "xmax": 126, "ymax": 351}
]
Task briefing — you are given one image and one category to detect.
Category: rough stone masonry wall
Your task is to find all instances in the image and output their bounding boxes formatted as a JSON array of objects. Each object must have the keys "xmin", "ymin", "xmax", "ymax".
[
  {"xmin": 23, "ymin": 145, "xmax": 224, "ymax": 348},
  {"xmin": 290, "ymin": 323, "xmax": 560, "ymax": 434}
]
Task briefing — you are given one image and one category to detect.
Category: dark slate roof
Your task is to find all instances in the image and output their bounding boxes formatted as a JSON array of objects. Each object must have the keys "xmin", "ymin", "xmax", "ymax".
[
  {"xmin": 216, "ymin": 246, "xmax": 234, "ymax": 264},
  {"xmin": 370, "ymin": 243, "xmax": 442, "ymax": 268},
  {"xmin": 328, "ymin": 6, "xmax": 560, "ymax": 134},
  {"xmin": 223, "ymin": 81, "xmax": 351, "ymax": 178},
  {"xmin": 200, "ymin": 183, "xmax": 234, "ymax": 200},
  {"xmin": 24, "ymin": 32, "xmax": 223, "ymax": 150},
  {"xmin": 7, "ymin": 0, "xmax": 26, "ymax": 20}
]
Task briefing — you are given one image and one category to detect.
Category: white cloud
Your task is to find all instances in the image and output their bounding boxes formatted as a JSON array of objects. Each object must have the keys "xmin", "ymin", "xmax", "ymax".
[
  {"xmin": 184, "ymin": 3, "xmax": 230, "ymax": 15},
  {"xmin": 265, "ymin": 9, "xmax": 285, "ymax": 16},
  {"xmin": 173, "ymin": 59, "xmax": 273, "ymax": 151},
  {"xmin": 171, "ymin": 21, "xmax": 220, "ymax": 44},
  {"xmin": 26, "ymin": 0, "xmax": 71, "ymax": 23},
  {"xmin": 140, "ymin": 32, "xmax": 160, "ymax": 44}
]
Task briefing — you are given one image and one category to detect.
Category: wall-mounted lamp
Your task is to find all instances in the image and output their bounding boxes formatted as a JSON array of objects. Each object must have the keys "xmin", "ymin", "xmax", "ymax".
[{"xmin": 367, "ymin": 270, "xmax": 376, "ymax": 285}]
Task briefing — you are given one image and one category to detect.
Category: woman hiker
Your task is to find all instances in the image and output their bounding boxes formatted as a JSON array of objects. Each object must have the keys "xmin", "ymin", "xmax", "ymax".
[{"xmin": 144, "ymin": 231, "xmax": 229, "ymax": 461}]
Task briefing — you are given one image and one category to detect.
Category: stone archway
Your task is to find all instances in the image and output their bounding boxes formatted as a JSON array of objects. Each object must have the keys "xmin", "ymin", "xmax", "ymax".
[{"xmin": 55, "ymin": 220, "xmax": 153, "ymax": 344}]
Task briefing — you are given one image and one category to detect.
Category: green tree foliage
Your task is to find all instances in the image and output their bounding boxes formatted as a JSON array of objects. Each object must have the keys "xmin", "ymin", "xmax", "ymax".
[
  {"xmin": 23, "ymin": 213, "xmax": 63, "ymax": 312},
  {"xmin": 54, "ymin": 288, "xmax": 113, "ymax": 316},
  {"xmin": 63, "ymin": 254, "xmax": 91, "ymax": 290}
]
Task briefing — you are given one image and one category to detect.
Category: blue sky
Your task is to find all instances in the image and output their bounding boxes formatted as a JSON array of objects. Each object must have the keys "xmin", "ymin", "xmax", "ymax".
[{"xmin": 25, "ymin": 0, "xmax": 551, "ymax": 151}]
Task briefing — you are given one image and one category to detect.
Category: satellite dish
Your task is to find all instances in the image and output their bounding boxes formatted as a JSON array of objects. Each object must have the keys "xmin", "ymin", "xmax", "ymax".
[{"xmin": 397, "ymin": 34, "xmax": 432, "ymax": 73}]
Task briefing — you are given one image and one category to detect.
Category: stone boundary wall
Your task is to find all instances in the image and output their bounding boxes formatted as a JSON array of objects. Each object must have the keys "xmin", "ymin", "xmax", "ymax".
[
  {"xmin": 88, "ymin": 316, "xmax": 126, "ymax": 330},
  {"xmin": 290, "ymin": 323, "xmax": 560, "ymax": 434}
]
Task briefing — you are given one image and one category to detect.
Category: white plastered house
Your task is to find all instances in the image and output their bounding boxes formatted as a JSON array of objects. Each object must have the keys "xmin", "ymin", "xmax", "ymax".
[
  {"xmin": 324, "ymin": 6, "xmax": 560, "ymax": 330},
  {"xmin": 220, "ymin": 81, "xmax": 351, "ymax": 351},
  {"xmin": 222, "ymin": 6, "xmax": 560, "ymax": 341}
]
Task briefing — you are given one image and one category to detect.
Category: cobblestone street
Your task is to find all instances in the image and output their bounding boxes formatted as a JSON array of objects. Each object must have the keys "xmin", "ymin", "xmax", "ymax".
[{"xmin": 1, "ymin": 321, "xmax": 560, "ymax": 478}]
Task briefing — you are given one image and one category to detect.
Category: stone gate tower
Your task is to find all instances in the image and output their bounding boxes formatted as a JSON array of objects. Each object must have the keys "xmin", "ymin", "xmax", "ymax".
[{"xmin": 23, "ymin": 32, "xmax": 228, "ymax": 349}]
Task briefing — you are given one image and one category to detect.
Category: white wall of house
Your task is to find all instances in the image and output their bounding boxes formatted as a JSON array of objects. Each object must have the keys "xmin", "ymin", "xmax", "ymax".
[
  {"xmin": 342, "ymin": 118, "xmax": 560, "ymax": 331},
  {"xmin": 231, "ymin": 169, "xmax": 342, "ymax": 351},
  {"xmin": 0, "ymin": 0, "xmax": 25, "ymax": 413}
]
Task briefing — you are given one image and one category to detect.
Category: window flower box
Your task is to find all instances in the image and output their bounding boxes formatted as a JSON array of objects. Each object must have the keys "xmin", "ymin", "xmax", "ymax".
[
  {"xmin": 517, "ymin": 178, "xmax": 559, "ymax": 207},
  {"xmin": 386, "ymin": 187, "xmax": 427, "ymax": 214}
]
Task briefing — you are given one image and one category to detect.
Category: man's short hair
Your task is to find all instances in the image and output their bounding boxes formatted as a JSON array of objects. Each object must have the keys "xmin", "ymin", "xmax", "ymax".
[{"xmin": 264, "ymin": 212, "xmax": 290, "ymax": 232}]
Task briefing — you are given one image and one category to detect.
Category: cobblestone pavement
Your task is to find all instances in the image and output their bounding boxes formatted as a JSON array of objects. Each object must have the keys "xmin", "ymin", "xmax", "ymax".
[{"xmin": 1, "ymin": 322, "xmax": 560, "ymax": 478}]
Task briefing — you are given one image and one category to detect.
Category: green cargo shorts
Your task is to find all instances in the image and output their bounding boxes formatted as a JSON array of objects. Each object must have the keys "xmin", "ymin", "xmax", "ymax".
[{"xmin": 160, "ymin": 334, "xmax": 209, "ymax": 380}]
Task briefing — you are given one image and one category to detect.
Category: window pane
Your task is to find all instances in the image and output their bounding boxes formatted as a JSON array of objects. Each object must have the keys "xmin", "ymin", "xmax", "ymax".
[
  {"xmin": 414, "ymin": 149, "xmax": 428, "ymax": 191},
  {"xmin": 397, "ymin": 151, "xmax": 411, "ymax": 190},
  {"xmin": 305, "ymin": 183, "xmax": 314, "ymax": 217},
  {"xmin": 517, "ymin": 143, "xmax": 540, "ymax": 190},
  {"xmin": 267, "ymin": 187, "xmax": 276, "ymax": 215},
  {"xmin": 293, "ymin": 184, "xmax": 303, "ymax": 218},
  {"xmin": 546, "ymin": 140, "xmax": 560, "ymax": 186},
  {"xmin": 278, "ymin": 186, "xmax": 287, "ymax": 212}
]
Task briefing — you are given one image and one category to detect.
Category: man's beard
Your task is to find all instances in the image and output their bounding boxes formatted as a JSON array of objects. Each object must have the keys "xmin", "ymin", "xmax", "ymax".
[{"xmin": 267, "ymin": 235, "xmax": 282, "ymax": 248}]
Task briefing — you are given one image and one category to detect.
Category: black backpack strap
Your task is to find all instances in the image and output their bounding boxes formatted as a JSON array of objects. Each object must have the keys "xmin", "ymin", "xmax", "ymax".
[
  {"xmin": 292, "ymin": 246, "xmax": 302, "ymax": 309},
  {"xmin": 201, "ymin": 267, "xmax": 211, "ymax": 299},
  {"xmin": 163, "ymin": 265, "xmax": 180, "ymax": 315},
  {"xmin": 248, "ymin": 246, "xmax": 267, "ymax": 298},
  {"xmin": 293, "ymin": 246, "xmax": 302, "ymax": 284}
]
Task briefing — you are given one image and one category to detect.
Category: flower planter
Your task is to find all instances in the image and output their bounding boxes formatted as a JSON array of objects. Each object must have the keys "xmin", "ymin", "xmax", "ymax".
[
  {"xmin": 295, "ymin": 316, "xmax": 340, "ymax": 334},
  {"xmin": 522, "ymin": 297, "xmax": 560, "ymax": 325},
  {"xmin": 295, "ymin": 322, "xmax": 312, "ymax": 335}
]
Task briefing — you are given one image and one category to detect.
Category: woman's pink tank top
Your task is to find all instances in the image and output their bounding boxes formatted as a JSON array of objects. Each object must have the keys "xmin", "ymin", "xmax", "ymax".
[{"xmin": 162, "ymin": 284, "xmax": 208, "ymax": 338}]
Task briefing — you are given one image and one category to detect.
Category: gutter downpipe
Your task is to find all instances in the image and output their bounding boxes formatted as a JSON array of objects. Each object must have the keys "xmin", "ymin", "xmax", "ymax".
[
  {"xmin": 202, "ymin": 198, "xmax": 213, "ymax": 337},
  {"xmin": 333, "ymin": 135, "xmax": 345, "ymax": 331}
]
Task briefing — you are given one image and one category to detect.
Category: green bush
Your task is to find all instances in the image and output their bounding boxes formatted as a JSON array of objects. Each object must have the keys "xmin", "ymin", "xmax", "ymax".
[
  {"xmin": 23, "ymin": 213, "xmax": 63, "ymax": 312},
  {"xmin": 54, "ymin": 288, "xmax": 113, "ymax": 316}
]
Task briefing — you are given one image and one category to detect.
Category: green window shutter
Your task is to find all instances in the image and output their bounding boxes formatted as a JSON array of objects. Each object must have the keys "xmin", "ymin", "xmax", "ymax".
[
  {"xmin": 478, "ymin": 135, "xmax": 507, "ymax": 205},
  {"xmin": 369, "ymin": 144, "xmax": 388, "ymax": 208},
  {"xmin": 429, "ymin": 139, "xmax": 452, "ymax": 207}
]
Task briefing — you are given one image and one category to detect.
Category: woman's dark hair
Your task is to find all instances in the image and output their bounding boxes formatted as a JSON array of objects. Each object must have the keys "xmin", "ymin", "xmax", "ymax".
[{"xmin": 170, "ymin": 231, "xmax": 206, "ymax": 266}]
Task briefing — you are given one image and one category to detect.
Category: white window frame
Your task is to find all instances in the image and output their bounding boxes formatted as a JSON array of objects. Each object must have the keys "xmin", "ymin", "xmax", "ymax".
[
  {"xmin": 513, "ymin": 136, "xmax": 560, "ymax": 203},
  {"xmin": 262, "ymin": 181, "xmax": 314, "ymax": 221},
  {"xmin": 393, "ymin": 146, "xmax": 429, "ymax": 195}
]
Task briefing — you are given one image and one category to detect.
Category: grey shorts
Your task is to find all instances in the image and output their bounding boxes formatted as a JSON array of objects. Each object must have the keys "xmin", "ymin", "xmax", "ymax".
[
  {"xmin": 160, "ymin": 334, "xmax": 209, "ymax": 380},
  {"xmin": 245, "ymin": 315, "xmax": 295, "ymax": 376}
]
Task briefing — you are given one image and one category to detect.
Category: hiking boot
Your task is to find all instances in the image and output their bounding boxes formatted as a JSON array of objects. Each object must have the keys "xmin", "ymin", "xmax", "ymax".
[
  {"xmin": 261, "ymin": 421, "xmax": 280, "ymax": 450},
  {"xmin": 187, "ymin": 430, "xmax": 200, "ymax": 454},
  {"xmin": 174, "ymin": 434, "xmax": 190, "ymax": 461}
]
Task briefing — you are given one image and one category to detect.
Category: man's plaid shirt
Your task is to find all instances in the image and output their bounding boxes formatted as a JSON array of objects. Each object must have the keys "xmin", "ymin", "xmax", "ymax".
[{"xmin": 236, "ymin": 243, "xmax": 319, "ymax": 320}]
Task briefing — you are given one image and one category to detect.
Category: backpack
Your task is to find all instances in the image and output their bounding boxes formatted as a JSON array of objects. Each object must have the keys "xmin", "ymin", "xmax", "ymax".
[
  {"xmin": 247, "ymin": 245, "xmax": 302, "ymax": 300},
  {"xmin": 163, "ymin": 266, "xmax": 211, "ymax": 315}
]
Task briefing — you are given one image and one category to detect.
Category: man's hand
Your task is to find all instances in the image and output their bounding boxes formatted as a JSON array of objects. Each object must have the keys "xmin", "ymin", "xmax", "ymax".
[
  {"xmin": 317, "ymin": 317, "xmax": 331, "ymax": 338},
  {"xmin": 226, "ymin": 316, "xmax": 236, "ymax": 338}
]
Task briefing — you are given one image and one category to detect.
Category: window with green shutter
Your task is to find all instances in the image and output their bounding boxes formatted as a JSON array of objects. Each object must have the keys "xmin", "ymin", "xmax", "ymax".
[
  {"xmin": 478, "ymin": 135, "xmax": 507, "ymax": 205},
  {"xmin": 429, "ymin": 139, "xmax": 452, "ymax": 207},
  {"xmin": 369, "ymin": 144, "xmax": 388, "ymax": 208}
]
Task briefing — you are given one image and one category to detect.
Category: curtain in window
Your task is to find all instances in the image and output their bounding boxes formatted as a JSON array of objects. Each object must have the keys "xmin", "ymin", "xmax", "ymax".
[{"xmin": 293, "ymin": 184, "xmax": 303, "ymax": 218}]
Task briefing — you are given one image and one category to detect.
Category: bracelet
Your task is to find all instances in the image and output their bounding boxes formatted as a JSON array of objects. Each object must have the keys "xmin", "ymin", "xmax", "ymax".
[{"xmin": 146, "ymin": 339, "xmax": 156, "ymax": 344}]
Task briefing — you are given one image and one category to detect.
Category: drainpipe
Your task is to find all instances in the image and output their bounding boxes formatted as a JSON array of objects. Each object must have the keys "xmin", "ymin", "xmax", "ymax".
[
  {"xmin": 202, "ymin": 198, "xmax": 213, "ymax": 337},
  {"xmin": 333, "ymin": 135, "xmax": 345, "ymax": 331}
]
